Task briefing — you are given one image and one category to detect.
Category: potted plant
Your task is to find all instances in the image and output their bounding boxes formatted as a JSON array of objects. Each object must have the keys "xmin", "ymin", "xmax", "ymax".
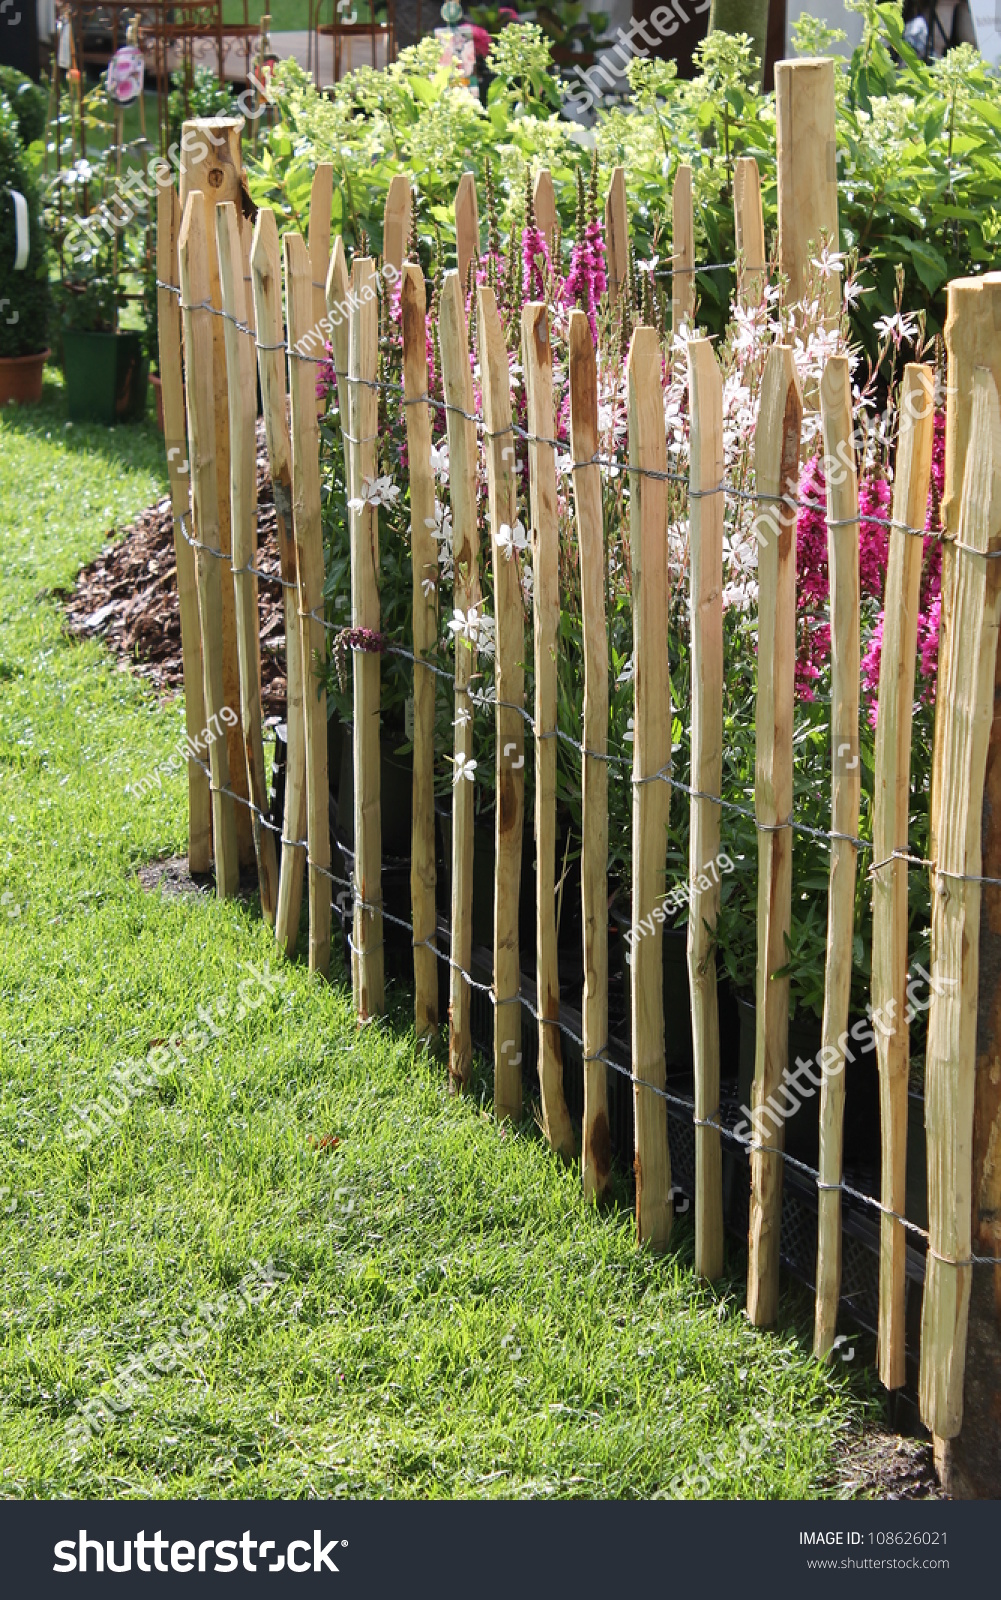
[
  {"xmin": 54, "ymin": 198, "xmax": 148, "ymax": 426},
  {"xmin": 0, "ymin": 92, "xmax": 51, "ymax": 406}
]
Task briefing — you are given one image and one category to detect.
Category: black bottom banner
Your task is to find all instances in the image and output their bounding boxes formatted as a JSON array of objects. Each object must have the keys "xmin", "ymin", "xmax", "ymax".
[{"xmin": 0, "ymin": 1498, "xmax": 994, "ymax": 1596}]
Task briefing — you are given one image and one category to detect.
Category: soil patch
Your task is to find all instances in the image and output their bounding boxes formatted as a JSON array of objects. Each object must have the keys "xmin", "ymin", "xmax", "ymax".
[
  {"xmin": 63, "ymin": 421, "xmax": 288, "ymax": 716},
  {"xmin": 137, "ymin": 854, "xmax": 264, "ymax": 901},
  {"xmin": 838, "ymin": 1427, "xmax": 944, "ymax": 1500}
]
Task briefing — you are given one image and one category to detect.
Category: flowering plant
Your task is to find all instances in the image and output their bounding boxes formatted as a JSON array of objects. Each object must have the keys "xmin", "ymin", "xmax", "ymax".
[{"xmin": 306, "ymin": 29, "xmax": 965, "ymax": 1034}]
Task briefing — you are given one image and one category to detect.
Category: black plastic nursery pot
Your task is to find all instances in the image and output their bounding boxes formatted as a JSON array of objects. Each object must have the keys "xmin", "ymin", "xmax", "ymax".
[
  {"xmin": 435, "ymin": 798, "xmax": 538, "ymax": 962},
  {"xmin": 734, "ymin": 995, "xmax": 882, "ymax": 1170},
  {"xmin": 63, "ymin": 330, "xmax": 148, "ymax": 425},
  {"xmin": 334, "ymin": 720, "xmax": 412, "ymax": 857},
  {"xmin": 608, "ymin": 895, "xmax": 741, "ymax": 1081}
]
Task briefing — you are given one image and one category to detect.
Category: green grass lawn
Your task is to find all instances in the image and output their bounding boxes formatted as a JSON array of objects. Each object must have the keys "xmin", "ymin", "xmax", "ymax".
[
  {"xmin": 226, "ymin": 0, "xmax": 310, "ymax": 28},
  {"xmin": 222, "ymin": 3, "xmax": 381, "ymax": 30},
  {"xmin": 0, "ymin": 375, "xmax": 875, "ymax": 1499}
]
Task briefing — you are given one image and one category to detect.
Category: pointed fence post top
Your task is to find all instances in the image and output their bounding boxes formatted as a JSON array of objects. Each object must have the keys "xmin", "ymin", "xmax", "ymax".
[
  {"xmin": 250, "ymin": 204, "xmax": 278, "ymax": 277},
  {"xmin": 686, "ymin": 336, "xmax": 723, "ymax": 492}
]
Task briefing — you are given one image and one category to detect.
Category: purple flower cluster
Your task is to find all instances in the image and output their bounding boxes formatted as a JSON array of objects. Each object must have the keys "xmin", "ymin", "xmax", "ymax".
[
  {"xmin": 795, "ymin": 450, "xmax": 899, "ymax": 701},
  {"xmin": 565, "ymin": 219, "xmax": 607, "ymax": 346},
  {"xmin": 522, "ymin": 222, "xmax": 552, "ymax": 303},
  {"xmin": 316, "ymin": 340, "xmax": 336, "ymax": 402},
  {"xmin": 860, "ymin": 409, "xmax": 946, "ymax": 720}
]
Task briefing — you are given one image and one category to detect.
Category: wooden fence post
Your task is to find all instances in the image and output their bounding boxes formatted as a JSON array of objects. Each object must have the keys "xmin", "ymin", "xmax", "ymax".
[
  {"xmin": 179, "ymin": 118, "xmax": 255, "ymax": 866},
  {"xmin": 325, "ymin": 235, "xmax": 352, "ymax": 432},
  {"xmin": 523, "ymin": 300, "xmax": 574, "ymax": 1157},
  {"xmin": 605, "ymin": 166, "xmax": 628, "ymax": 310},
  {"xmin": 216, "ymin": 199, "xmax": 279, "ymax": 926},
  {"xmin": 687, "ymin": 335, "xmax": 725, "ymax": 1281},
  {"xmin": 401, "ymin": 261, "xmax": 439, "ymax": 1041},
  {"xmin": 813, "ymin": 354, "xmax": 861, "ymax": 1359},
  {"xmin": 671, "ymin": 163, "xmax": 694, "ymax": 335},
  {"xmin": 240, "ymin": 215, "xmax": 255, "ymax": 336},
  {"xmin": 156, "ymin": 180, "xmax": 211, "ymax": 874},
  {"xmin": 733, "ymin": 155, "xmax": 766, "ymax": 309},
  {"xmin": 570, "ymin": 309, "xmax": 610, "ymax": 1202},
  {"xmin": 934, "ymin": 272, "xmax": 1001, "ymax": 1497},
  {"xmin": 346, "ymin": 257, "xmax": 383, "ymax": 1016},
  {"xmin": 178, "ymin": 190, "xmax": 240, "ymax": 899},
  {"xmin": 454, "ymin": 173, "xmax": 480, "ymax": 294},
  {"xmin": 919, "ymin": 368, "xmax": 1001, "ymax": 1439},
  {"xmin": 309, "ymin": 163, "xmax": 333, "ymax": 418},
  {"xmin": 383, "ymin": 173, "xmax": 411, "ymax": 278},
  {"xmin": 533, "ymin": 168, "xmax": 557, "ymax": 260},
  {"xmin": 251, "ymin": 207, "xmax": 307, "ymax": 959},
  {"xmin": 747, "ymin": 343, "xmax": 802, "ymax": 1326},
  {"xmin": 441, "ymin": 278, "xmax": 479, "ymax": 1100},
  {"xmin": 439, "ymin": 270, "xmax": 481, "ymax": 1092},
  {"xmin": 935, "ymin": 275, "xmax": 1001, "ymax": 858},
  {"xmin": 309, "ymin": 163, "xmax": 333, "ymax": 321},
  {"xmin": 285, "ymin": 230, "xmax": 332, "ymax": 981},
  {"xmin": 775, "ymin": 58, "xmax": 839, "ymax": 326},
  {"xmin": 628, "ymin": 325, "xmax": 672, "ymax": 1253},
  {"xmin": 871, "ymin": 363, "xmax": 934, "ymax": 1389},
  {"xmin": 479, "ymin": 284, "xmax": 523, "ymax": 1125}
]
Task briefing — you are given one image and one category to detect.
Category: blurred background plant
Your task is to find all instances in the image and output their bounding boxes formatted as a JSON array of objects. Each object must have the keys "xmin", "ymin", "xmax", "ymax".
[{"xmin": 0, "ymin": 90, "xmax": 51, "ymax": 359}]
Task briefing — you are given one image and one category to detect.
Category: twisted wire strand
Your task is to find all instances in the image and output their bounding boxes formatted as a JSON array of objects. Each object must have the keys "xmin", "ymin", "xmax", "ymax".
[{"xmin": 157, "ymin": 275, "xmax": 996, "ymax": 552}]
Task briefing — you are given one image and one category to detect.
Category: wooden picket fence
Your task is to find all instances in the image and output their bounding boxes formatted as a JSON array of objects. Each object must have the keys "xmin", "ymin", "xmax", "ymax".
[{"xmin": 157, "ymin": 58, "xmax": 1001, "ymax": 1447}]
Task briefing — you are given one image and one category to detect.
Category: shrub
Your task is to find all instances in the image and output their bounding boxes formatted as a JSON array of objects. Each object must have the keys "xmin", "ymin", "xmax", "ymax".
[
  {"xmin": 0, "ymin": 66, "xmax": 47, "ymax": 147},
  {"xmin": 0, "ymin": 94, "xmax": 51, "ymax": 360},
  {"xmin": 167, "ymin": 65, "xmax": 237, "ymax": 148}
]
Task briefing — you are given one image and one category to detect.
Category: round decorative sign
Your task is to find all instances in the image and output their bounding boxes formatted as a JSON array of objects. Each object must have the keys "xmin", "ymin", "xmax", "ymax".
[{"xmin": 107, "ymin": 45, "xmax": 145, "ymax": 106}]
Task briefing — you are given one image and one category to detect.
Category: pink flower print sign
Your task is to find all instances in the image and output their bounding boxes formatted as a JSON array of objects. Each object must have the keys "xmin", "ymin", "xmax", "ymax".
[{"xmin": 108, "ymin": 46, "xmax": 145, "ymax": 107}]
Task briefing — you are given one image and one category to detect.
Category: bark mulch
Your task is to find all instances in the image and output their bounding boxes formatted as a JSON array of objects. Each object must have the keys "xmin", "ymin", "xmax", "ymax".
[{"xmin": 62, "ymin": 423, "xmax": 288, "ymax": 717}]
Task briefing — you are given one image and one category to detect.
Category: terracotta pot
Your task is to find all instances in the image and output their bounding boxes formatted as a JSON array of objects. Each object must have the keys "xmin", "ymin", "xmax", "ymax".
[
  {"xmin": 0, "ymin": 348, "xmax": 49, "ymax": 406},
  {"xmin": 150, "ymin": 373, "xmax": 164, "ymax": 432}
]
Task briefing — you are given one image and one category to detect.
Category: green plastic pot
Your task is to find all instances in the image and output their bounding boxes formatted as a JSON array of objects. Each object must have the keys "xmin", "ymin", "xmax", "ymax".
[{"xmin": 63, "ymin": 330, "xmax": 148, "ymax": 425}]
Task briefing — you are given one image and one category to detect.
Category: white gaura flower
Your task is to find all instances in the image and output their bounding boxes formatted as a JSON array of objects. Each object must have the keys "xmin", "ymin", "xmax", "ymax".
[
  {"xmin": 421, "ymin": 575, "xmax": 438, "ymax": 598},
  {"xmin": 450, "ymin": 752, "xmax": 477, "ymax": 784},
  {"xmin": 427, "ymin": 498, "xmax": 453, "ymax": 555},
  {"xmin": 555, "ymin": 450, "xmax": 573, "ymax": 480},
  {"xmin": 446, "ymin": 606, "xmax": 494, "ymax": 657},
  {"xmin": 496, "ymin": 519, "xmax": 529, "ymax": 561},
  {"xmin": 470, "ymin": 611, "xmax": 496, "ymax": 658},
  {"xmin": 453, "ymin": 705, "xmax": 472, "ymax": 728},
  {"xmin": 636, "ymin": 254, "xmax": 659, "ymax": 275},
  {"xmin": 873, "ymin": 311, "xmax": 918, "ymax": 348},
  {"xmin": 811, "ymin": 246, "xmax": 847, "ymax": 280},
  {"xmin": 447, "ymin": 607, "xmax": 475, "ymax": 642},
  {"xmin": 722, "ymin": 579, "xmax": 758, "ymax": 613},
  {"xmin": 429, "ymin": 443, "xmax": 450, "ymax": 480},
  {"xmin": 348, "ymin": 474, "xmax": 401, "ymax": 512},
  {"xmin": 623, "ymin": 717, "xmax": 634, "ymax": 744},
  {"xmin": 671, "ymin": 321, "xmax": 693, "ymax": 358}
]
